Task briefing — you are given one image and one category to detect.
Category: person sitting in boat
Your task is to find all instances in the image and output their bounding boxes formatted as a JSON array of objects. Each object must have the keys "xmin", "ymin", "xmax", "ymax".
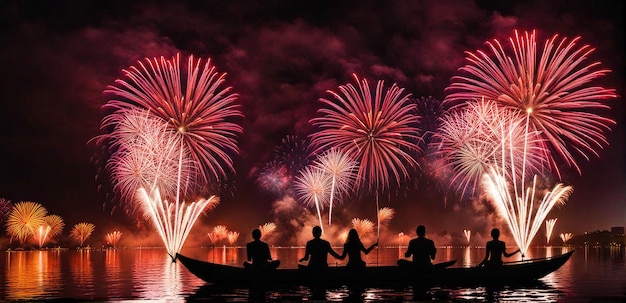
[
  {"xmin": 478, "ymin": 228, "xmax": 521, "ymax": 267},
  {"xmin": 299, "ymin": 226, "xmax": 342, "ymax": 272},
  {"xmin": 337, "ymin": 228, "xmax": 378, "ymax": 271},
  {"xmin": 243, "ymin": 228, "xmax": 280, "ymax": 271},
  {"xmin": 397, "ymin": 225, "xmax": 436, "ymax": 270}
]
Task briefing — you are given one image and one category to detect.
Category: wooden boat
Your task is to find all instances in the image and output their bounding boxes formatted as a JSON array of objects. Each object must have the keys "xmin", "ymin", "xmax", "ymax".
[{"xmin": 176, "ymin": 250, "xmax": 573, "ymax": 287}]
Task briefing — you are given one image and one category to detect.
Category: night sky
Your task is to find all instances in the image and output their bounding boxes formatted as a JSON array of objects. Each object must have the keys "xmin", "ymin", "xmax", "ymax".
[{"xmin": 0, "ymin": 0, "xmax": 623, "ymax": 245}]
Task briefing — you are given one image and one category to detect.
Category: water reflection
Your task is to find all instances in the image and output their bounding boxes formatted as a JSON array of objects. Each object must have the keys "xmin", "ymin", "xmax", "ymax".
[
  {"xmin": 1, "ymin": 246, "xmax": 623, "ymax": 301},
  {"xmin": 4, "ymin": 250, "xmax": 62, "ymax": 300}
]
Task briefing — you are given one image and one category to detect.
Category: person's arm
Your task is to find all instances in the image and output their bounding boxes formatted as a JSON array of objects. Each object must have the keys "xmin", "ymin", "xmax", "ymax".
[
  {"xmin": 337, "ymin": 244, "xmax": 347, "ymax": 260},
  {"xmin": 429, "ymin": 240, "xmax": 437, "ymax": 260},
  {"xmin": 264, "ymin": 243, "xmax": 272, "ymax": 261},
  {"xmin": 504, "ymin": 248, "xmax": 521, "ymax": 258},
  {"xmin": 246, "ymin": 243, "xmax": 252, "ymax": 262},
  {"xmin": 364, "ymin": 242, "xmax": 378, "ymax": 254},
  {"xmin": 328, "ymin": 242, "xmax": 342, "ymax": 259}
]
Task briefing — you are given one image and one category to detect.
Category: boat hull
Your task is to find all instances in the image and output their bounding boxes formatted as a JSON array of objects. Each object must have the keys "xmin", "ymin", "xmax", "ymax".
[{"xmin": 176, "ymin": 250, "xmax": 573, "ymax": 287}]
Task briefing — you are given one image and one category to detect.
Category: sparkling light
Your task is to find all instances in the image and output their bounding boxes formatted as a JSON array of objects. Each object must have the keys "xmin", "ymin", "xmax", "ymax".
[
  {"xmin": 70, "ymin": 222, "xmax": 96, "ymax": 247},
  {"xmin": 545, "ymin": 218, "xmax": 557, "ymax": 244},
  {"xmin": 314, "ymin": 148, "xmax": 357, "ymax": 225}
]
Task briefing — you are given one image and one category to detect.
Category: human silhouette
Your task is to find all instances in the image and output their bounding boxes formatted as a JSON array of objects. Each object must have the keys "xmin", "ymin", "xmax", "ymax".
[
  {"xmin": 478, "ymin": 228, "xmax": 521, "ymax": 267},
  {"xmin": 338, "ymin": 228, "xmax": 378, "ymax": 270},
  {"xmin": 243, "ymin": 228, "xmax": 280, "ymax": 270},
  {"xmin": 299, "ymin": 226, "xmax": 341, "ymax": 271},
  {"xmin": 397, "ymin": 225, "xmax": 436, "ymax": 269}
]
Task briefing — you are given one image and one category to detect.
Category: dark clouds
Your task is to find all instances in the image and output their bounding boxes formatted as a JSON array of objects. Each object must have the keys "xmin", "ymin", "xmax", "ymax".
[{"xmin": 0, "ymin": 0, "xmax": 623, "ymax": 243}]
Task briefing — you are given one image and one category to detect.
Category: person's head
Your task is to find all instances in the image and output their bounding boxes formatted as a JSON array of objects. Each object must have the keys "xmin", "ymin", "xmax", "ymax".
[
  {"xmin": 312, "ymin": 226, "xmax": 322, "ymax": 238},
  {"xmin": 346, "ymin": 228, "xmax": 360, "ymax": 243},
  {"xmin": 416, "ymin": 225, "xmax": 426, "ymax": 237},
  {"xmin": 491, "ymin": 228, "xmax": 500, "ymax": 240},
  {"xmin": 251, "ymin": 228, "xmax": 262, "ymax": 240}
]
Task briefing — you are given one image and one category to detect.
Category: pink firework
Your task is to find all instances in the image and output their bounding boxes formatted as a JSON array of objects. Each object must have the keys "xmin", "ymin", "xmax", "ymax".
[
  {"xmin": 311, "ymin": 74, "xmax": 421, "ymax": 193},
  {"xmin": 102, "ymin": 53, "xmax": 243, "ymax": 186},
  {"xmin": 294, "ymin": 166, "xmax": 331, "ymax": 231},
  {"xmin": 445, "ymin": 30, "xmax": 616, "ymax": 177},
  {"xmin": 314, "ymin": 148, "xmax": 357, "ymax": 225},
  {"xmin": 258, "ymin": 222, "xmax": 277, "ymax": 240},
  {"xmin": 105, "ymin": 231, "xmax": 122, "ymax": 247},
  {"xmin": 434, "ymin": 99, "xmax": 547, "ymax": 198}
]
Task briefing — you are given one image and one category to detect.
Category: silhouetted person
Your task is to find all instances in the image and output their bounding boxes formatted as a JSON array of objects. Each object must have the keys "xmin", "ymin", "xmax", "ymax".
[
  {"xmin": 299, "ymin": 226, "xmax": 341, "ymax": 271},
  {"xmin": 397, "ymin": 225, "xmax": 436, "ymax": 269},
  {"xmin": 243, "ymin": 228, "xmax": 280, "ymax": 270},
  {"xmin": 478, "ymin": 228, "xmax": 521, "ymax": 267},
  {"xmin": 338, "ymin": 228, "xmax": 378, "ymax": 271}
]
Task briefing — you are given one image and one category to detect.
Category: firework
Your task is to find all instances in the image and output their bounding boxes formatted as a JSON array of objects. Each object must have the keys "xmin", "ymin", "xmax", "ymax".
[
  {"xmin": 227, "ymin": 231, "xmax": 240, "ymax": 245},
  {"xmin": 70, "ymin": 222, "xmax": 96, "ymax": 247},
  {"xmin": 483, "ymin": 115, "xmax": 573, "ymax": 255},
  {"xmin": 433, "ymin": 99, "xmax": 547, "ymax": 198},
  {"xmin": 105, "ymin": 231, "xmax": 122, "ymax": 247},
  {"xmin": 103, "ymin": 54, "xmax": 243, "ymax": 185},
  {"xmin": 311, "ymin": 74, "xmax": 421, "ymax": 193},
  {"xmin": 545, "ymin": 218, "xmax": 557, "ymax": 244},
  {"xmin": 294, "ymin": 166, "xmax": 331, "ymax": 231},
  {"xmin": 138, "ymin": 187, "xmax": 220, "ymax": 259},
  {"xmin": 397, "ymin": 232, "xmax": 408, "ymax": 246},
  {"xmin": 275, "ymin": 135, "xmax": 317, "ymax": 177},
  {"xmin": 560, "ymin": 232, "xmax": 573, "ymax": 243},
  {"xmin": 36, "ymin": 215, "xmax": 64, "ymax": 248},
  {"xmin": 6, "ymin": 201, "xmax": 47, "ymax": 245},
  {"xmin": 351, "ymin": 218, "xmax": 375, "ymax": 236},
  {"xmin": 256, "ymin": 161, "xmax": 291, "ymax": 195},
  {"xmin": 0, "ymin": 198, "xmax": 11, "ymax": 225},
  {"xmin": 258, "ymin": 222, "xmax": 277, "ymax": 240},
  {"xmin": 445, "ymin": 30, "xmax": 616, "ymax": 177},
  {"xmin": 377, "ymin": 207, "xmax": 395, "ymax": 225},
  {"xmin": 210, "ymin": 225, "xmax": 229, "ymax": 244},
  {"xmin": 105, "ymin": 109, "xmax": 197, "ymax": 208},
  {"xmin": 314, "ymin": 148, "xmax": 357, "ymax": 225},
  {"xmin": 463, "ymin": 229, "xmax": 471, "ymax": 244}
]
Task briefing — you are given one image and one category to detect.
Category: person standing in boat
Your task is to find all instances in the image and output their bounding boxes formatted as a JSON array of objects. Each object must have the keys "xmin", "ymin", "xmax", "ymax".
[
  {"xmin": 478, "ymin": 228, "xmax": 521, "ymax": 267},
  {"xmin": 338, "ymin": 228, "xmax": 378, "ymax": 271},
  {"xmin": 397, "ymin": 225, "xmax": 436, "ymax": 269},
  {"xmin": 243, "ymin": 228, "xmax": 280, "ymax": 270},
  {"xmin": 299, "ymin": 226, "xmax": 342, "ymax": 271}
]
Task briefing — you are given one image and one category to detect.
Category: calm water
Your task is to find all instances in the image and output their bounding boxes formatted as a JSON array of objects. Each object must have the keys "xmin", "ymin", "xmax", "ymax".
[{"xmin": 1, "ymin": 246, "xmax": 624, "ymax": 302}]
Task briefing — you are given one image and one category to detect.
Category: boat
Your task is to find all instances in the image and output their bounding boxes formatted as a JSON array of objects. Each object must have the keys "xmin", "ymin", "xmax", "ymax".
[{"xmin": 176, "ymin": 250, "xmax": 573, "ymax": 287}]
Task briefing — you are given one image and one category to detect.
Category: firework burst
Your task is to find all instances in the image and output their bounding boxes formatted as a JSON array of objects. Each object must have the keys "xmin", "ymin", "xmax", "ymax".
[
  {"xmin": 351, "ymin": 218, "xmax": 375, "ymax": 236},
  {"xmin": 314, "ymin": 148, "xmax": 357, "ymax": 225},
  {"xmin": 463, "ymin": 229, "xmax": 471, "ymax": 244},
  {"xmin": 311, "ymin": 74, "xmax": 421, "ymax": 193},
  {"xmin": 105, "ymin": 231, "xmax": 122, "ymax": 247},
  {"xmin": 70, "ymin": 222, "xmax": 96, "ymax": 247},
  {"xmin": 445, "ymin": 30, "xmax": 616, "ymax": 177},
  {"xmin": 433, "ymin": 99, "xmax": 547, "ymax": 198},
  {"xmin": 6, "ymin": 201, "xmax": 47, "ymax": 245},
  {"xmin": 101, "ymin": 53, "xmax": 243, "ymax": 189},
  {"xmin": 294, "ymin": 166, "xmax": 331, "ymax": 231},
  {"xmin": 227, "ymin": 231, "xmax": 240, "ymax": 245},
  {"xmin": 0, "ymin": 198, "xmax": 11, "ymax": 226},
  {"xmin": 545, "ymin": 218, "xmax": 557, "ymax": 244},
  {"xmin": 36, "ymin": 214, "xmax": 64, "ymax": 248},
  {"xmin": 560, "ymin": 232, "xmax": 573, "ymax": 243}
]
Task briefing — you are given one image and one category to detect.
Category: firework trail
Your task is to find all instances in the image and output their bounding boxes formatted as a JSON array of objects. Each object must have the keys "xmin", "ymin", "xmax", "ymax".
[
  {"xmin": 545, "ymin": 218, "xmax": 557, "ymax": 244},
  {"xmin": 483, "ymin": 114, "xmax": 573, "ymax": 255},
  {"xmin": 6, "ymin": 201, "xmax": 47, "ymax": 245},
  {"xmin": 70, "ymin": 222, "xmax": 96, "ymax": 247},
  {"xmin": 377, "ymin": 207, "xmax": 395, "ymax": 225},
  {"xmin": 463, "ymin": 229, "xmax": 471, "ymax": 244},
  {"xmin": 560, "ymin": 232, "xmax": 573, "ymax": 243},
  {"xmin": 294, "ymin": 166, "xmax": 331, "ymax": 231},
  {"xmin": 445, "ymin": 30, "xmax": 616, "ymax": 178},
  {"xmin": 433, "ymin": 99, "xmax": 547, "ymax": 199},
  {"xmin": 314, "ymin": 148, "xmax": 357, "ymax": 225},
  {"xmin": 36, "ymin": 215, "xmax": 64, "ymax": 248},
  {"xmin": 311, "ymin": 74, "xmax": 421, "ymax": 194},
  {"xmin": 209, "ymin": 225, "xmax": 229, "ymax": 244},
  {"xmin": 105, "ymin": 231, "xmax": 122, "ymax": 247}
]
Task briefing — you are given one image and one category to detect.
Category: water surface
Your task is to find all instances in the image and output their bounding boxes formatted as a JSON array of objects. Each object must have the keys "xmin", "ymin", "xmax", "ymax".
[{"xmin": 1, "ymin": 246, "xmax": 624, "ymax": 302}]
